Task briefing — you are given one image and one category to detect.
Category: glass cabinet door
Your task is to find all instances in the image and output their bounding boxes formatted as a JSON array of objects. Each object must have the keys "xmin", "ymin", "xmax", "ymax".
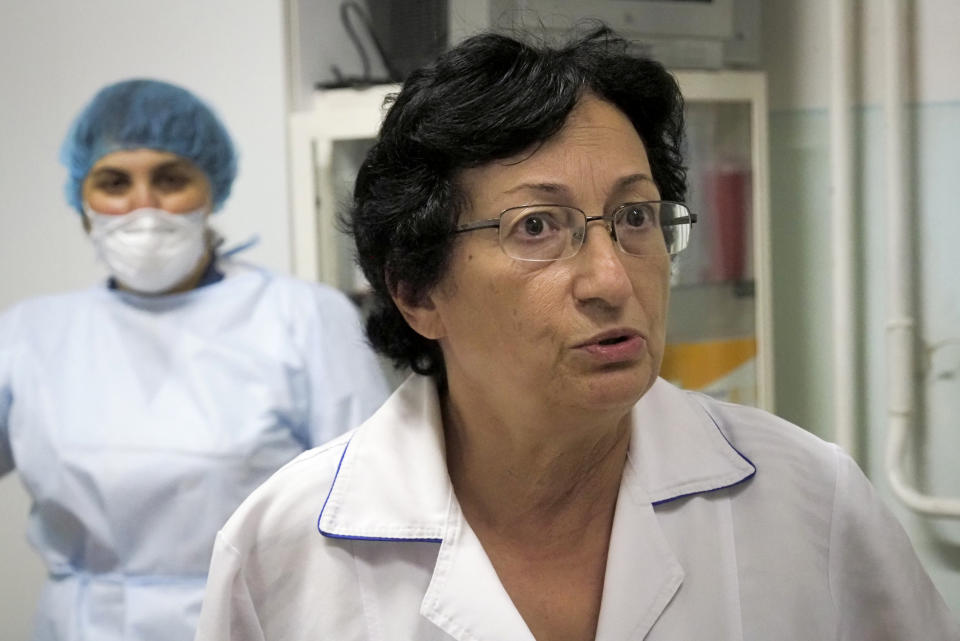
[
  {"xmin": 662, "ymin": 100, "xmax": 757, "ymax": 405},
  {"xmin": 326, "ymin": 138, "xmax": 376, "ymax": 297},
  {"xmin": 660, "ymin": 71, "xmax": 772, "ymax": 409}
]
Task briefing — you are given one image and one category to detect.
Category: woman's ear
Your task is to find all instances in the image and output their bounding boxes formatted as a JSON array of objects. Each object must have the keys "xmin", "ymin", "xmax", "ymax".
[{"xmin": 391, "ymin": 281, "xmax": 447, "ymax": 340}]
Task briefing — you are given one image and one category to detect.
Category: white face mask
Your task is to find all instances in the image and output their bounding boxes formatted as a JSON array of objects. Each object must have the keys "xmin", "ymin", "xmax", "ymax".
[{"xmin": 86, "ymin": 206, "xmax": 209, "ymax": 295}]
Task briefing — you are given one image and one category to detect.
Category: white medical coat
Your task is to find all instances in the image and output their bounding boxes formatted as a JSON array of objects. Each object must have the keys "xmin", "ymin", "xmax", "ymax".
[
  {"xmin": 0, "ymin": 261, "xmax": 390, "ymax": 641},
  {"xmin": 196, "ymin": 374, "xmax": 959, "ymax": 641}
]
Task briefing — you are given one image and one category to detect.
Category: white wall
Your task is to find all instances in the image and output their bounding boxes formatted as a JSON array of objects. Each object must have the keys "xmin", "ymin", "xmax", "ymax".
[
  {"xmin": 0, "ymin": 2, "xmax": 290, "ymax": 638},
  {"xmin": 763, "ymin": 0, "xmax": 960, "ymax": 615}
]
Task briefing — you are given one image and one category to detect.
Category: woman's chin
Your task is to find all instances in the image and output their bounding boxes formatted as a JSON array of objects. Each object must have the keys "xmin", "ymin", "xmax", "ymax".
[{"xmin": 566, "ymin": 366, "xmax": 653, "ymax": 414}]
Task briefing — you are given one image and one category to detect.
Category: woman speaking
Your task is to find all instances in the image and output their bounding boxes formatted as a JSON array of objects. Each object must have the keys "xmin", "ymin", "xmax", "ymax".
[{"xmin": 196, "ymin": 28, "xmax": 957, "ymax": 641}]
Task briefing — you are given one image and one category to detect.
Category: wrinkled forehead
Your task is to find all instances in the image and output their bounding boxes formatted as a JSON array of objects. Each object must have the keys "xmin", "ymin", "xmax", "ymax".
[
  {"xmin": 86, "ymin": 148, "xmax": 205, "ymax": 177},
  {"xmin": 455, "ymin": 96, "xmax": 655, "ymax": 212}
]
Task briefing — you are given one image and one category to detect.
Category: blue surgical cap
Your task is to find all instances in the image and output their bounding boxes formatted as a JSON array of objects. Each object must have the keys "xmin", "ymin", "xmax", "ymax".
[{"xmin": 61, "ymin": 79, "xmax": 238, "ymax": 214}]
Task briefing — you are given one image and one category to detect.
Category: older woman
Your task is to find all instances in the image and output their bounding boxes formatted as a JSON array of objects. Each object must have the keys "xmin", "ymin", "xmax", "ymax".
[
  {"xmin": 0, "ymin": 79, "xmax": 388, "ymax": 641},
  {"xmin": 196, "ymin": 29, "xmax": 958, "ymax": 640}
]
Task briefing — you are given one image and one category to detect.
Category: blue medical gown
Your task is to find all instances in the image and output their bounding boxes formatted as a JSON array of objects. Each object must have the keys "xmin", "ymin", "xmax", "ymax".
[{"xmin": 0, "ymin": 261, "xmax": 390, "ymax": 641}]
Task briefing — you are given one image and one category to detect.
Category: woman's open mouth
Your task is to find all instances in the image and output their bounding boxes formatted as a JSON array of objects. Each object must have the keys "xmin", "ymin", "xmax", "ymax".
[{"xmin": 578, "ymin": 330, "xmax": 645, "ymax": 363}]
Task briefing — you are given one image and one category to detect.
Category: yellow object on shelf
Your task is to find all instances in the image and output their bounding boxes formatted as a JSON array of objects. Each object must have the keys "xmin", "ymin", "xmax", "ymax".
[{"xmin": 661, "ymin": 336, "xmax": 757, "ymax": 406}]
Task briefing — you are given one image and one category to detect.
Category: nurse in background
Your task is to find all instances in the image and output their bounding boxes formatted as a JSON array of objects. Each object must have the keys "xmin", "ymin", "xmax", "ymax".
[{"xmin": 0, "ymin": 78, "xmax": 389, "ymax": 641}]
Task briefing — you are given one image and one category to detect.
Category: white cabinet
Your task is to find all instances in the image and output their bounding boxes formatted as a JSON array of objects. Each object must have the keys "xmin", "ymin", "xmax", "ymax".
[
  {"xmin": 289, "ymin": 86, "xmax": 396, "ymax": 291},
  {"xmin": 661, "ymin": 71, "xmax": 774, "ymax": 410},
  {"xmin": 289, "ymin": 71, "xmax": 773, "ymax": 409}
]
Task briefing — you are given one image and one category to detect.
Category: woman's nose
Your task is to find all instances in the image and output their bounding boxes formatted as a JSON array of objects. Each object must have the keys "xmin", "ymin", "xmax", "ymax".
[
  {"xmin": 129, "ymin": 182, "xmax": 161, "ymax": 210},
  {"xmin": 571, "ymin": 223, "xmax": 633, "ymax": 308}
]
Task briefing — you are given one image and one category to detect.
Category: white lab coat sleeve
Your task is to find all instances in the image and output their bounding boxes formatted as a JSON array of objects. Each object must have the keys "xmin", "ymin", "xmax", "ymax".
[
  {"xmin": 828, "ymin": 448, "xmax": 960, "ymax": 640},
  {"xmin": 300, "ymin": 285, "xmax": 390, "ymax": 448},
  {"xmin": 195, "ymin": 532, "xmax": 267, "ymax": 641}
]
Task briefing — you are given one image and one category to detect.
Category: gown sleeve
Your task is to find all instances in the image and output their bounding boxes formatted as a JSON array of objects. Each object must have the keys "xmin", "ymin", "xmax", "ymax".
[
  {"xmin": 828, "ymin": 449, "xmax": 960, "ymax": 640},
  {"xmin": 0, "ymin": 308, "xmax": 17, "ymax": 477},
  {"xmin": 295, "ymin": 283, "xmax": 390, "ymax": 448}
]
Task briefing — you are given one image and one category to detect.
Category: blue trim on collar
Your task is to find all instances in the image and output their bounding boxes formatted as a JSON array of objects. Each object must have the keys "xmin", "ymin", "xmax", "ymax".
[
  {"xmin": 316, "ymin": 435, "xmax": 353, "ymax": 535},
  {"xmin": 316, "ymin": 435, "xmax": 443, "ymax": 543},
  {"xmin": 318, "ymin": 530, "xmax": 443, "ymax": 544}
]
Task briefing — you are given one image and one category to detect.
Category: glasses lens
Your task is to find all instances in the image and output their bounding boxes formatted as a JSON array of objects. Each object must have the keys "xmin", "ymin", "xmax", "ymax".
[
  {"xmin": 613, "ymin": 202, "xmax": 665, "ymax": 256},
  {"xmin": 660, "ymin": 202, "xmax": 693, "ymax": 254},
  {"xmin": 499, "ymin": 206, "xmax": 582, "ymax": 261},
  {"xmin": 614, "ymin": 202, "xmax": 693, "ymax": 256}
]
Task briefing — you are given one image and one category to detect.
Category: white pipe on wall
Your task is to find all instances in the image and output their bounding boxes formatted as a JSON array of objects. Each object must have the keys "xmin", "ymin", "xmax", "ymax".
[
  {"xmin": 829, "ymin": 0, "xmax": 857, "ymax": 459},
  {"xmin": 882, "ymin": 0, "xmax": 960, "ymax": 518}
]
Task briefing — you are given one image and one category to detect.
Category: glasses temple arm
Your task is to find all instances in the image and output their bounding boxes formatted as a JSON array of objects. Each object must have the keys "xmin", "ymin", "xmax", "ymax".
[
  {"xmin": 661, "ymin": 213, "xmax": 698, "ymax": 227},
  {"xmin": 454, "ymin": 219, "xmax": 502, "ymax": 233}
]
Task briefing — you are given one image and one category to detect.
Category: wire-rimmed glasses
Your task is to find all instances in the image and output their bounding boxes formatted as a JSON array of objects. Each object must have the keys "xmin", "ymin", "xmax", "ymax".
[{"xmin": 454, "ymin": 201, "xmax": 697, "ymax": 262}]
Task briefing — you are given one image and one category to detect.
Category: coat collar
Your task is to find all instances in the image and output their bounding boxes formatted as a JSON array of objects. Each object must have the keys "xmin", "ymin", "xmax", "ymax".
[
  {"xmin": 317, "ymin": 374, "xmax": 451, "ymax": 541},
  {"xmin": 317, "ymin": 374, "xmax": 755, "ymax": 540},
  {"xmin": 317, "ymin": 375, "xmax": 754, "ymax": 640},
  {"xmin": 628, "ymin": 377, "xmax": 756, "ymax": 504}
]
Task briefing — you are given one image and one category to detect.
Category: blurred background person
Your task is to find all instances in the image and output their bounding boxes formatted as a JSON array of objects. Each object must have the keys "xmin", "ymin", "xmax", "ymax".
[{"xmin": 0, "ymin": 78, "xmax": 389, "ymax": 641}]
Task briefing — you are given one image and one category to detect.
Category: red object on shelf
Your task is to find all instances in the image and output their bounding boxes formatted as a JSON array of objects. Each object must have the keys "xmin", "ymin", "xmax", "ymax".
[{"xmin": 706, "ymin": 166, "xmax": 750, "ymax": 282}]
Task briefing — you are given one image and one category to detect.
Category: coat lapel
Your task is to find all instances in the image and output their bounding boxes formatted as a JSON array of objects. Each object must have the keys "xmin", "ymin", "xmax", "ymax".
[
  {"xmin": 591, "ymin": 379, "xmax": 755, "ymax": 639},
  {"xmin": 317, "ymin": 376, "xmax": 450, "ymax": 541},
  {"xmin": 420, "ymin": 499, "xmax": 537, "ymax": 641},
  {"xmin": 594, "ymin": 460, "xmax": 685, "ymax": 640}
]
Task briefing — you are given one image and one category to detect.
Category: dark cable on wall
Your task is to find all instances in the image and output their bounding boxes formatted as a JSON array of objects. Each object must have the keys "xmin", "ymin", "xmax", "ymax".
[{"xmin": 320, "ymin": 1, "xmax": 402, "ymax": 89}]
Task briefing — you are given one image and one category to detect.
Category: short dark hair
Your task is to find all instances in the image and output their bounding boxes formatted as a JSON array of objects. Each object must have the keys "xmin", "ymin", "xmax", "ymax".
[{"xmin": 346, "ymin": 25, "xmax": 687, "ymax": 380}]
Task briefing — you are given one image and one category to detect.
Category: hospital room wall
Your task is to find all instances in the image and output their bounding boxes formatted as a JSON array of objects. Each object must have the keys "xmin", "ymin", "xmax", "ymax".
[
  {"xmin": 762, "ymin": 0, "xmax": 960, "ymax": 615},
  {"xmin": 0, "ymin": 2, "xmax": 301, "ymax": 638}
]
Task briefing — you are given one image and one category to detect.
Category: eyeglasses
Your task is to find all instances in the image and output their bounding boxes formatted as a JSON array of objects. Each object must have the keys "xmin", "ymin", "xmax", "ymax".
[{"xmin": 454, "ymin": 201, "xmax": 697, "ymax": 262}]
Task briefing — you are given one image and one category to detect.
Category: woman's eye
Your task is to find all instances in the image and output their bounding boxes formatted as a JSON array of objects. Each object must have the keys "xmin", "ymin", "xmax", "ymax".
[
  {"xmin": 523, "ymin": 214, "xmax": 547, "ymax": 236},
  {"xmin": 155, "ymin": 173, "xmax": 190, "ymax": 190},
  {"xmin": 621, "ymin": 204, "xmax": 655, "ymax": 229},
  {"xmin": 94, "ymin": 175, "xmax": 129, "ymax": 193},
  {"xmin": 510, "ymin": 211, "xmax": 564, "ymax": 240}
]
